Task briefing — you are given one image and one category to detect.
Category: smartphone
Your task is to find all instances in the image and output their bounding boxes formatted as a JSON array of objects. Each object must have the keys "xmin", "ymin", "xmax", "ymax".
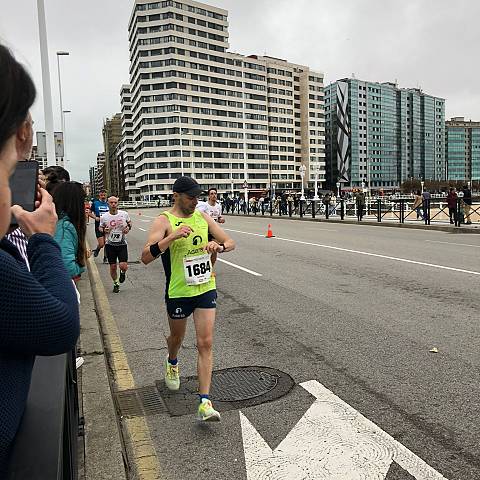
[{"xmin": 9, "ymin": 160, "xmax": 39, "ymax": 227}]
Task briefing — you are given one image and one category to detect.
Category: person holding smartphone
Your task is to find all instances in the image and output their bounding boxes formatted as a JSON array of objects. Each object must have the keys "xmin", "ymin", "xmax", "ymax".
[{"xmin": 0, "ymin": 44, "xmax": 80, "ymax": 475}]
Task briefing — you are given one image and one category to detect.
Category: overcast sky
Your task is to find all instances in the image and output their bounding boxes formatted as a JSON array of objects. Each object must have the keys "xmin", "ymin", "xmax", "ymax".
[{"xmin": 1, "ymin": 0, "xmax": 478, "ymax": 181}]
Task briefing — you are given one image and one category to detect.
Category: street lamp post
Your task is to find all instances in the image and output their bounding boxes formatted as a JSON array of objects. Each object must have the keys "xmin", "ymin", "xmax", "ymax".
[
  {"xmin": 56, "ymin": 51, "xmax": 69, "ymax": 148},
  {"xmin": 299, "ymin": 163, "xmax": 306, "ymax": 201},
  {"xmin": 37, "ymin": 0, "xmax": 56, "ymax": 166},
  {"xmin": 312, "ymin": 163, "xmax": 320, "ymax": 200},
  {"xmin": 62, "ymin": 109, "xmax": 71, "ymax": 164},
  {"xmin": 420, "ymin": 179, "xmax": 424, "ymax": 194}
]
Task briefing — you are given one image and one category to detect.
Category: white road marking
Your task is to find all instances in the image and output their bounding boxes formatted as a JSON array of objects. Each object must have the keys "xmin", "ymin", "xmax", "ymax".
[
  {"xmin": 425, "ymin": 240, "xmax": 480, "ymax": 248},
  {"xmin": 139, "ymin": 219, "xmax": 151, "ymax": 222},
  {"xmin": 216, "ymin": 258, "xmax": 262, "ymax": 276},
  {"xmin": 224, "ymin": 228, "xmax": 480, "ymax": 277},
  {"xmin": 138, "ymin": 227, "xmax": 147, "ymax": 232},
  {"xmin": 241, "ymin": 380, "xmax": 448, "ymax": 479}
]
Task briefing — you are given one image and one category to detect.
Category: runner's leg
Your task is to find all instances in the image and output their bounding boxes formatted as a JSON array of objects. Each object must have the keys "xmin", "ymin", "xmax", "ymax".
[
  {"xmin": 167, "ymin": 316, "xmax": 187, "ymax": 361},
  {"xmin": 193, "ymin": 308, "xmax": 215, "ymax": 395}
]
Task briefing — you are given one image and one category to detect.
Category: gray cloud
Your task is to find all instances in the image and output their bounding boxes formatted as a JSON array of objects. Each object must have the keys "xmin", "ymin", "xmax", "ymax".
[{"xmin": 1, "ymin": 0, "xmax": 478, "ymax": 181}]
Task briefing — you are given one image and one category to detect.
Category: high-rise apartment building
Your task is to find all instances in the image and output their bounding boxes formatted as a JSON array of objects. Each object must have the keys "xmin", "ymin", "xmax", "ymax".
[
  {"xmin": 119, "ymin": 85, "xmax": 140, "ymax": 200},
  {"xmin": 102, "ymin": 114, "xmax": 123, "ymax": 196},
  {"xmin": 325, "ymin": 78, "xmax": 445, "ymax": 190},
  {"xmin": 446, "ymin": 117, "xmax": 480, "ymax": 182},
  {"xmin": 94, "ymin": 152, "xmax": 106, "ymax": 194},
  {"xmin": 128, "ymin": 0, "xmax": 325, "ymax": 200}
]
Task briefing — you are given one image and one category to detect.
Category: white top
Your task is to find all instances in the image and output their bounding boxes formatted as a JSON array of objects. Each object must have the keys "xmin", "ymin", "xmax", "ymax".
[
  {"xmin": 196, "ymin": 201, "xmax": 223, "ymax": 222},
  {"xmin": 99, "ymin": 210, "xmax": 131, "ymax": 245}
]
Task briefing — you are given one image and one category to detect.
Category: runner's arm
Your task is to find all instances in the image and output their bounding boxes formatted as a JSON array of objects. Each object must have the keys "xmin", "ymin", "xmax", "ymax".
[
  {"xmin": 141, "ymin": 216, "xmax": 192, "ymax": 264},
  {"xmin": 201, "ymin": 213, "xmax": 235, "ymax": 253}
]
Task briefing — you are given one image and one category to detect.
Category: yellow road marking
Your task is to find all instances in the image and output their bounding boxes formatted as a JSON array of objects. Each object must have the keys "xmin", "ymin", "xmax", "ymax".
[{"xmin": 87, "ymin": 246, "xmax": 163, "ymax": 479}]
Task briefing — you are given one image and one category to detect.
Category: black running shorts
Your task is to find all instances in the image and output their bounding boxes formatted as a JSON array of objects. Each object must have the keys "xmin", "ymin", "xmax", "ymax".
[
  {"xmin": 166, "ymin": 289, "xmax": 217, "ymax": 319},
  {"xmin": 105, "ymin": 244, "xmax": 128, "ymax": 264}
]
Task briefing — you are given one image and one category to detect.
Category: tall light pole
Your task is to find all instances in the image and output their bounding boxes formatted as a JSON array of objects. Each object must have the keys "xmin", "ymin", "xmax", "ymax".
[
  {"xmin": 37, "ymin": 0, "xmax": 56, "ymax": 166},
  {"xmin": 56, "ymin": 51, "xmax": 69, "ymax": 145},
  {"xmin": 299, "ymin": 163, "xmax": 306, "ymax": 200},
  {"xmin": 312, "ymin": 162, "xmax": 320, "ymax": 200},
  {"xmin": 62, "ymin": 110, "xmax": 71, "ymax": 163}
]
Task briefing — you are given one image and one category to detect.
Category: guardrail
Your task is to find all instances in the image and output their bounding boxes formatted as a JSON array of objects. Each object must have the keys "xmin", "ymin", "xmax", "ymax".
[
  {"xmin": 6, "ymin": 352, "xmax": 79, "ymax": 480},
  {"xmin": 226, "ymin": 197, "xmax": 478, "ymax": 227},
  {"xmin": 118, "ymin": 200, "xmax": 170, "ymax": 209}
]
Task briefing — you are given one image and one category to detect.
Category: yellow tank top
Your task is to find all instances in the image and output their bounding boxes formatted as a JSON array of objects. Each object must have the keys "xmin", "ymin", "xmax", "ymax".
[{"xmin": 161, "ymin": 210, "xmax": 216, "ymax": 299}]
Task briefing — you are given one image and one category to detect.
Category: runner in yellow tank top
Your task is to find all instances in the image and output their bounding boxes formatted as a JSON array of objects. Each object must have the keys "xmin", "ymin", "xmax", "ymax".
[{"xmin": 141, "ymin": 177, "xmax": 235, "ymax": 422}]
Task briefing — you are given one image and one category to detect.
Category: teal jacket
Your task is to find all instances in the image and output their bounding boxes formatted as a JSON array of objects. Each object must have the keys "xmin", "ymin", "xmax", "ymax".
[{"xmin": 53, "ymin": 216, "xmax": 85, "ymax": 278}]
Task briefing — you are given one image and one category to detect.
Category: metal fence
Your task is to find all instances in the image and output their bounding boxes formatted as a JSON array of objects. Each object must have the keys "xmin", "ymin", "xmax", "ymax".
[
  {"xmin": 7, "ymin": 351, "xmax": 79, "ymax": 480},
  {"xmin": 225, "ymin": 197, "xmax": 479, "ymax": 227},
  {"xmin": 118, "ymin": 200, "xmax": 170, "ymax": 209}
]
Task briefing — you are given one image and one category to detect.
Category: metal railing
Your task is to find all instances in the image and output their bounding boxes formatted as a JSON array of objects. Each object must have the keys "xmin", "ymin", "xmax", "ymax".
[
  {"xmin": 7, "ymin": 351, "xmax": 79, "ymax": 480},
  {"xmin": 226, "ymin": 197, "xmax": 478, "ymax": 227},
  {"xmin": 118, "ymin": 200, "xmax": 170, "ymax": 209}
]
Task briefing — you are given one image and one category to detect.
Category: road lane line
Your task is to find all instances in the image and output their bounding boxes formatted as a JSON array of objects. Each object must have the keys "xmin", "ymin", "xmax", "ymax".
[
  {"xmin": 425, "ymin": 240, "xmax": 480, "ymax": 248},
  {"xmin": 217, "ymin": 258, "xmax": 262, "ymax": 276},
  {"xmin": 224, "ymin": 228, "xmax": 480, "ymax": 276},
  {"xmin": 138, "ymin": 227, "xmax": 147, "ymax": 232},
  {"xmin": 86, "ymin": 242, "xmax": 164, "ymax": 479}
]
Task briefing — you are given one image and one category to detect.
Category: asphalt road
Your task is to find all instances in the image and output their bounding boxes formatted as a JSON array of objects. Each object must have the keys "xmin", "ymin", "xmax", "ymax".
[{"xmin": 87, "ymin": 210, "xmax": 480, "ymax": 480}]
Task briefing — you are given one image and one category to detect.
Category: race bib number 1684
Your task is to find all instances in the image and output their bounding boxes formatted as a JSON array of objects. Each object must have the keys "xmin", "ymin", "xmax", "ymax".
[{"xmin": 183, "ymin": 254, "xmax": 212, "ymax": 285}]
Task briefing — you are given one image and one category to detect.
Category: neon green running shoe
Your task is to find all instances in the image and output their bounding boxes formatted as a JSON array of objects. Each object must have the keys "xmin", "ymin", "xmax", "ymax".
[
  {"xmin": 197, "ymin": 399, "xmax": 221, "ymax": 422},
  {"xmin": 164, "ymin": 358, "xmax": 180, "ymax": 391}
]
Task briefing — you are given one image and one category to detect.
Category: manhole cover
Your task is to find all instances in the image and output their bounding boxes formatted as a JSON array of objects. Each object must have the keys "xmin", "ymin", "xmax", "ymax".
[
  {"xmin": 210, "ymin": 368, "xmax": 278, "ymax": 401},
  {"xmin": 156, "ymin": 366, "xmax": 294, "ymax": 417}
]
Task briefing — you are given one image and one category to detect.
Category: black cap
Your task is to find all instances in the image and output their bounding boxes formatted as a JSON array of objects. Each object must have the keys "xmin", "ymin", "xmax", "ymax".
[{"xmin": 172, "ymin": 176, "xmax": 202, "ymax": 197}]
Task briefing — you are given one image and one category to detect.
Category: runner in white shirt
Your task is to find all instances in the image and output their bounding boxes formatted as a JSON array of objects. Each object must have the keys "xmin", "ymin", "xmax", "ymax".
[
  {"xmin": 196, "ymin": 187, "xmax": 225, "ymax": 266},
  {"xmin": 99, "ymin": 196, "xmax": 132, "ymax": 293}
]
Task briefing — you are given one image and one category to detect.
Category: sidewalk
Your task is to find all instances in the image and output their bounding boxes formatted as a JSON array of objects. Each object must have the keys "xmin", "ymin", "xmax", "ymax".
[{"xmin": 77, "ymin": 271, "xmax": 127, "ymax": 480}]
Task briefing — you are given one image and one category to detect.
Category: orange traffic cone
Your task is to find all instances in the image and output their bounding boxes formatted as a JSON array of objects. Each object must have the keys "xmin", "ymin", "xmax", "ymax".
[{"xmin": 266, "ymin": 224, "xmax": 274, "ymax": 238}]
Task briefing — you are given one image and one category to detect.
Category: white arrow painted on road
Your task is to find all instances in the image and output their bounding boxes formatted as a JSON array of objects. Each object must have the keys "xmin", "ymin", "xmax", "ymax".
[{"xmin": 240, "ymin": 380, "xmax": 448, "ymax": 479}]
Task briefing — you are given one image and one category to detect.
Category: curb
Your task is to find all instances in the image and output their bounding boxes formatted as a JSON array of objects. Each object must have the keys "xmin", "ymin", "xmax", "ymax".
[
  {"xmin": 224, "ymin": 213, "xmax": 480, "ymax": 234},
  {"xmin": 85, "ymin": 248, "xmax": 164, "ymax": 480},
  {"xmin": 78, "ymin": 266, "xmax": 127, "ymax": 480}
]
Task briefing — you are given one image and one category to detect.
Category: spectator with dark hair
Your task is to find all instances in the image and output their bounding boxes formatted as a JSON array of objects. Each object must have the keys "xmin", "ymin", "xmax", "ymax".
[
  {"xmin": 462, "ymin": 184, "xmax": 472, "ymax": 225},
  {"xmin": 0, "ymin": 44, "xmax": 79, "ymax": 474},
  {"xmin": 44, "ymin": 165, "xmax": 70, "ymax": 194},
  {"xmin": 446, "ymin": 187, "xmax": 457, "ymax": 224},
  {"xmin": 53, "ymin": 181, "xmax": 87, "ymax": 281}
]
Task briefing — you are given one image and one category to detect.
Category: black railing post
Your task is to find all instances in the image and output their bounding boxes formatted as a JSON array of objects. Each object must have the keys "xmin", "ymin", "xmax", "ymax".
[
  {"xmin": 300, "ymin": 200, "xmax": 304, "ymax": 218},
  {"xmin": 400, "ymin": 200, "xmax": 404, "ymax": 223},
  {"xmin": 269, "ymin": 199, "xmax": 273, "ymax": 216},
  {"xmin": 427, "ymin": 200, "xmax": 431, "ymax": 225},
  {"xmin": 455, "ymin": 198, "xmax": 461, "ymax": 226},
  {"xmin": 288, "ymin": 201, "xmax": 293, "ymax": 217},
  {"xmin": 312, "ymin": 200, "xmax": 316, "ymax": 219},
  {"xmin": 325, "ymin": 201, "xmax": 329, "ymax": 219},
  {"xmin": 340, "ymin": 199, "xmax": 344, "ymax": 220},
  {"xmin": 377, "ymin": 199, "xmax": 381, "ymax": 222}
]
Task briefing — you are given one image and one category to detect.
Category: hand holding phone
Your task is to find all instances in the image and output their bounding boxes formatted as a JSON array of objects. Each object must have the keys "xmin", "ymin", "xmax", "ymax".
[{"xmin": 11, "ymin": 188, "xmax": 57, "ymax": 238}]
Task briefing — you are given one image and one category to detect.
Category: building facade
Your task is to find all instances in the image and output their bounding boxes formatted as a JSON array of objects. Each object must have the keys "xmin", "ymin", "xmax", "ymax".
[
  {"xmin": 446, "ymin": 117, "xmax": 480, "ymax": 182},
  {"xmin": 102, "ymin": 114, "xmax": 123, "ymax": 196},
  {"xmin": 128, "ymin": 0, "xmax": 325, "ymax": 200},
  {"xmin": 325, "ymin": 78, "xmax": 445, "ymax": 190},
  {"xmin": 94, "ymin": 152, "xmax": 106, "ymax": 195},
  {"xmin": 119, "ymin": 85, "xmax": 140, "ymax": 200}
]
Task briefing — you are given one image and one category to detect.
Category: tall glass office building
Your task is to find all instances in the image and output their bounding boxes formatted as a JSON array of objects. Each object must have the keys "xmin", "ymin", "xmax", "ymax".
[
  {"xmin": 446, "ymin": 117, "xmax": 480, "ymax": 182},
  {"xmin": 325, "ymin": 78, "xmax": 445, "ymax": 189}
]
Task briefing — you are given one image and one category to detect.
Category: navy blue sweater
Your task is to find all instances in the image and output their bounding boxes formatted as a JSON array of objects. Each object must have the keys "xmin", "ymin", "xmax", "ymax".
[{"xmin": 0, "ymin": 234, "xmax": 80, "ymax": 475}]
